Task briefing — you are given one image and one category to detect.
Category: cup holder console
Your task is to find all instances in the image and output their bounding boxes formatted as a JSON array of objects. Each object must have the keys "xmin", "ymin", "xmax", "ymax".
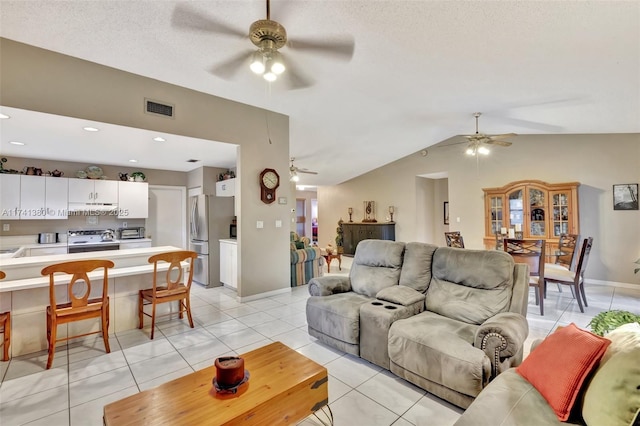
[
  {"xmin": 371, "ymin": 302, "xmax": 383, "ymax": 306},
  {"xmin": 384, "ymin": 305, "xmax": 397, "ymax": 310}
]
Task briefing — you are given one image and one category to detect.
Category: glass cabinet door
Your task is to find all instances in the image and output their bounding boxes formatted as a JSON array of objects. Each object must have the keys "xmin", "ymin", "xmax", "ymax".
[
  {"xmin": 489, "ymin": 196, "xmax": 504, "ymax": 234},
  {"xmin": 508, "ymin": 189, "xmax": 523, "ymax": 230},
  {"xmin": 551, "ymin": 191, "xmax": 570, "ymax": 237},
  {"xmin": 529, "ymin": 187, "xmax": 546, "ymax": 236}
]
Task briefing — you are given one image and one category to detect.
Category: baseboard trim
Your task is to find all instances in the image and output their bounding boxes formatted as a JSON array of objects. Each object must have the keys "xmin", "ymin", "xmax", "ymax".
[
  {"xmin": 237, "ymin": 286, "xmax": 291, "ymax": 303},
  {"xmin": 585, "ymin": 278, "xmax": 640, "ymax": 290}
]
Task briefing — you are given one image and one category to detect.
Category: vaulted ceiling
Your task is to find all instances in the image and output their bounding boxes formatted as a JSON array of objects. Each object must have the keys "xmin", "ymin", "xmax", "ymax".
[{"xmin": 1, "ymin": 1, "xmax": 638, "ymax": 185}]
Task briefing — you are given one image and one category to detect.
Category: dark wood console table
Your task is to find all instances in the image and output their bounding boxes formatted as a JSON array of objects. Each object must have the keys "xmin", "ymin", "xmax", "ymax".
[{"xmin": 341, "ymin": 222, "xmax": 396, "ymax": 255}]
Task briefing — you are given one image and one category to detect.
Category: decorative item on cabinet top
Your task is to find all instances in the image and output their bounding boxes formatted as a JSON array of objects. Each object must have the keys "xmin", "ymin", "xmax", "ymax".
[
  {"xmin": 362, "ymin": 201, "xmax": 377, "ymax": 222},
  {"xmin": 218, "ymin": 170, "xmax": 235, "ymax": 181}
]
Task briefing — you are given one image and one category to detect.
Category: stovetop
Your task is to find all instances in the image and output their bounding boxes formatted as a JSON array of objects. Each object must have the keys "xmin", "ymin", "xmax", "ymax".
[{"xmin": 68, "ymin": 229, "xmax": 118, "ymax": 245}]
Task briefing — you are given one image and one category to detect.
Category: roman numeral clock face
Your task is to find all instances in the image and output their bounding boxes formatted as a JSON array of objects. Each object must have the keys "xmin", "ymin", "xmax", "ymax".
[{"xmin": 259, "ymin": 168, "xmax": 279, "ymax": 204}]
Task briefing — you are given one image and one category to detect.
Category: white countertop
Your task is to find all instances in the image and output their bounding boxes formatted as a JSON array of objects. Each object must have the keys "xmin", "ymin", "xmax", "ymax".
[{"xmin": 0, "ymin": 245, "xmax": 185, "ymax": 292}]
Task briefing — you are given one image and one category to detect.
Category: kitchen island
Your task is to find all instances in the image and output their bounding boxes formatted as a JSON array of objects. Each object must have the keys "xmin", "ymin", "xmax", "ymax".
[{"xmin": 0, "ymin": 246, "xmax": 189, "ymax": 357}]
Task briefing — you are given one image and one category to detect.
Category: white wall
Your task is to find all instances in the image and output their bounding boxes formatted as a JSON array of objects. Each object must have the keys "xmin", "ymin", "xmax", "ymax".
[
  {"xmin": 319, "ymin": 133, "xmax": 640, "ymax": 285},
  {"xmin": 0, "ymin": 38, "xmax": 291, "ymax": 298}
]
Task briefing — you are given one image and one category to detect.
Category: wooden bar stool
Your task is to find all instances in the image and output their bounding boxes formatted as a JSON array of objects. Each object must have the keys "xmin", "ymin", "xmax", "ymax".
[
  {"xmin": 138, "ymin": 250, "xmax": 197, "ymax": 339},
  {"xmin": 41, "ymin": 259, "xmax": 114, "ymax": 369},
  {"xmin": 0, "ymin": 271, "xmax": 10, "ymax": 361}
]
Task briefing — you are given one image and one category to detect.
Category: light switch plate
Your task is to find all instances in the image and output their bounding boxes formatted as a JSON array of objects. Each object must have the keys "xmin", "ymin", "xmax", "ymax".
[
  {"xmin": 2, "ymin": 224, "xmax": 9, "ymax": 231},
  {"xmin": 275, "ymin": 220, "xmax": 282, "ymax": 228},
  {"xmin": 256, "ymin": 220, "xmax": 264, "ymax": 229},
  {"xmin": 87, "ymin": 216, "xmax": 98, "ymax": 225},
  {"xmin": 278, "ymin": 197, "xmax": 287, "ymax": 204}
]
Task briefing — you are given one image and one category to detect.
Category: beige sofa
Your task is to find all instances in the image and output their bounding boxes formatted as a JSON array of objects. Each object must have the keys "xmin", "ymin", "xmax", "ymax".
[
  {"xmin": 454, "ymin": 322, "xmax": 640, "ymax": 426},
  {"xmin": 306, "ymin": 239, "xmax": 530, "ymax": 408}
]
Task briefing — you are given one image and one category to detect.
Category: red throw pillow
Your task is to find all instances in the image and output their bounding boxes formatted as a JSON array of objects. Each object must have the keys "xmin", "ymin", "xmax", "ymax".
[{"xmin": 516, "ymin": 323, "xmax": 610, "ymax": 421}]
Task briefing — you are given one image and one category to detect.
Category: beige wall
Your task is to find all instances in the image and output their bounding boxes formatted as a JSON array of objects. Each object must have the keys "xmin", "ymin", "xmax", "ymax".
[
  {"xmin": 1, "ymin": 38, "xmax": 291, "ymax": 298},
  {"xmin": 319, "ymin": 133, "xmax": 640, "ymax": 286}
]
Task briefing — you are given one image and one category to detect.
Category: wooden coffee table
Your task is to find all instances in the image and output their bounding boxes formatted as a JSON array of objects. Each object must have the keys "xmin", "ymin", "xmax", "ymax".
[{"xmin": 103, "ymin": 341, "xmax": 329, "ymax": 425}]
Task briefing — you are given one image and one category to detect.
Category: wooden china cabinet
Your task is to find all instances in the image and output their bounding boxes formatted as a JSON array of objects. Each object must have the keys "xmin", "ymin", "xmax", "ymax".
[{"xmin": 482, "ymin": 180, "xmax": 580, "ymax": 253}]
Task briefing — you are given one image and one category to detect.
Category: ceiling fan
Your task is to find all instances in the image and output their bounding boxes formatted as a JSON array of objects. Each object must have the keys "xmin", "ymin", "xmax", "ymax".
[
  {"xmin": 463, "ymin": 112, "xmax": 516, "ymax": 156},
  {"xmin": 290, "ymin": 157, "xmax": 318, "ymax": 182},
  {"xmin": 171, "ymin": 0, "xmax": 355, "ymax": 89}
]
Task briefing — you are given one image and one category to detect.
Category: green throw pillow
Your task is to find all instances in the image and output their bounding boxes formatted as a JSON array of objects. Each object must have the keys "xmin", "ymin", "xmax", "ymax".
[
  {"xmin": 295, "ymin": 241, "xmax": 305, "ymax": 249},
  {"xmin": 582, "ymin": 349, "xmax": 640, "ymax": 426}
]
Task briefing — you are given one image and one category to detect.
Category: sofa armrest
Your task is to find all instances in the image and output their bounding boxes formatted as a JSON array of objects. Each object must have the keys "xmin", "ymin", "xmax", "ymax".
[
  {"xmin": 308, "ymin": 276, "xmax": 351, "ymax": 296},
  {"xmin": 376, "ymin": 286, "xmax": 425, "ymax": 307},
  {"xmin": 475, "ymin": 312, "xmax": 529, "ymax": 378}
]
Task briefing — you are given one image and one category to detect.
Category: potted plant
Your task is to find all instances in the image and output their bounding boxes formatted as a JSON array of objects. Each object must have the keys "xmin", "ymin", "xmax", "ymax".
[{"xmin": 587, "ymin": 310, "xmax": 640, "ymax": 336}]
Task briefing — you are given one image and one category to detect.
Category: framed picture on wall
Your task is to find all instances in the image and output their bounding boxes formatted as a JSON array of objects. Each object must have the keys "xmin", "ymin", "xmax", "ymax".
[
  {"xmin": 613, "ymin": 184, "xmax": 639, "ymax": 210},
  {"xmin": 444, "ymin": 202, "xmax": 449, "ymax": 225}
]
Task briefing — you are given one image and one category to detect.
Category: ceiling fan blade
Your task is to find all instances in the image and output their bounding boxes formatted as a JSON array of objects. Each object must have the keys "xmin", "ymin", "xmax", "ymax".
[
  {"xmin": 209, "ymin": 50, "xmax": 253, "ymax": 80},
  {"xmin": 297, "ymin": 170, "xmax": 318, "ymax": 175},
  {"xmin": 281, "ymin": 57, "xmax": 314, "ymax": 90},
  {"xmin": 287, "ymin": 36, "xmax": 355, "ymax": 60},
  {"xmin": 488, "ymin": 133, "xmax": 517, "ymax": 140},
  {"xmin": 485, "ymin": 140, "xmax": 513, "ymax": 147},
  {"xmin": 172, "ymin": 4, "xmax": 246, "ymax": 38}
]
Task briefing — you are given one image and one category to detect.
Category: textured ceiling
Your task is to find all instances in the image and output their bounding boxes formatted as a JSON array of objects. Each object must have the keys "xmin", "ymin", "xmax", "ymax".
[{"xmin": 0, "ymin": 1, "xmax": 638, "ymax": 185}]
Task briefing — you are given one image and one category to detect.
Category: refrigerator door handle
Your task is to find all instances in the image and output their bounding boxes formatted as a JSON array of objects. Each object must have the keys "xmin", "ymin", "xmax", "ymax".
[{"xmin": 190, "ymin": 197, "xmax": 199, "ymax": 239}]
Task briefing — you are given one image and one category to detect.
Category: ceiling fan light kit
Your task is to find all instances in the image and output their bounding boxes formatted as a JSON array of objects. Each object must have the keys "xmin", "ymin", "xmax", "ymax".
[
  {"xmin": 172, "ymin": 0, "xmax": 354, "ymax": 89},
  {"xmin": 463, "ymin": 112, "xmax": 516, "ymax": 156}
]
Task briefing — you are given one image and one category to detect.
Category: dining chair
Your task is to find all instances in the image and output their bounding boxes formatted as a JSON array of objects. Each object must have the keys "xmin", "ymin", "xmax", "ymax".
[
  {"xmin": 544, "ymin": 233, "xmax": 579, "ymax": 294},
  {"xmin": 503, "ymin": 239, "xmax": 545, "ymax": 315},
  {"xmin": 444, "ymin": 231, "xmax": 465, "ymax": 248},
  {"xmin": 0, "ymin": 271, "xmax": 10, "ymax": 361},
  {"xmin": 41, "ymin": 259, "xmax": 114, "ymax": 369},
  {"xmin": 138, "ymin": 250, "xmax": 197, "ymax": 339},
  {"xmin": 544, "ymin": 237, "xmax": 593, "ymax": 313}
]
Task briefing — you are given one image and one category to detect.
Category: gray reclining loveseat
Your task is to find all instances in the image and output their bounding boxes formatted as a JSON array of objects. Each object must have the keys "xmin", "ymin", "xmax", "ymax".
[{"xmin": 306, "ymin": 239, "xmax": 529, "ymax": 408}]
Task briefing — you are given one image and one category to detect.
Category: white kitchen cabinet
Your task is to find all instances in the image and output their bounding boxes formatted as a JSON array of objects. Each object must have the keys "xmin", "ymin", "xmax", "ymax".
[
  {"xmin": 20, "ymin": 175, "xmax": 46, "ymax": 220},
  {"xmin": 45, "ymin": 177, "xmax": 69, "ymax": 219},
  {"xmin": 216, "ymin": 178, "xmax": 235, "ymax": 197},
  {"xmin": 0, "ymin": 174, "xmax": 21, "ymax": 220},
  {"xmin": 119, "ymin": 239, "xmax": 152, "ymax": 250},
  {"xmin": 68, "ymin": 179, "xmax": 118, "ymax": 205},
  {"xmin": 118, "ymin": 181, "xmax": 148, "ymax": 218},
  {"xmin": 219, "ymin": 239, "xmax": 237, "ymax": 289}
]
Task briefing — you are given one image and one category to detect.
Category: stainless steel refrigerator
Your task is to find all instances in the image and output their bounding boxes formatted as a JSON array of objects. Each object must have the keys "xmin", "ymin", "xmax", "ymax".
[{"xmin": 189, "ymin": 194, "xmax": 234, "ymax": 287}]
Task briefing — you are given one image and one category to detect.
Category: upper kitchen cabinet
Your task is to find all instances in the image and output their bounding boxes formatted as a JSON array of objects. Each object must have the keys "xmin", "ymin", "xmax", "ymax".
[
  {"xmin": 216, "ymin": 178, "xmax": 235, "ymax": 197},
  {"xmin": 118, "ymin": 181, "xmax": 148, "ymax": 218},
  {"xmin": 1, "ymin": 175, "xmax": 68, "ymax": 220},
  {"xmin": 22, "ymin": 175, "xmax": 69, "ymax": 220},
  {"xmin": 45, "ymin": 177, "xmax": 69, "ymax": 219},
  {"xmin": 1, "ymin": 174, "xmax": 22, "ymax": 220},
  {"xmin": 19, "ymin": 175, "xmax": 45, "ymax": 220},
  {"xmin": 69, "ymin": 179, "xmax": 118, "ymax": 206}
]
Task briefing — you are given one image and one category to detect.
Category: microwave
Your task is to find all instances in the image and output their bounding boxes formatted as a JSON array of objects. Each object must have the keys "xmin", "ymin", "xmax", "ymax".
[
  {"xmin": 229, "ymin": 224, "xmax": 237, "ymax": 239},
  {"xmin": 118, "ymin": 227, "xmax": 145, "ymax": 239}
]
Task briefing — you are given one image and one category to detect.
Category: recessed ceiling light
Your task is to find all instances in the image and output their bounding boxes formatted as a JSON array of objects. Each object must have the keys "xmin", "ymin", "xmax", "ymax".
[
  {"xmin": 83, "ymin": 126, "xmax": 99, "ymax": 132},
  {"xmin": 0, "ymin": 113, "xmax": 10, "ymax": 119},
  {"xmin": 129, "ymin": 159, "xmax": 138, "ymax": 163},
  {"xmin": 153, "ymin": 136, "xmax": 166, "ymax": 142},
  {"xmin": 9, "ymin": 141, "xmax": 24, "ymax": 146}
]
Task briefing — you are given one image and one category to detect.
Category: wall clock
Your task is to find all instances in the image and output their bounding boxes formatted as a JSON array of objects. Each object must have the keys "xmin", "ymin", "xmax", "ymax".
[{"xmin": 259, "ymin": 168, "xmax": 280, "ymax": 204}]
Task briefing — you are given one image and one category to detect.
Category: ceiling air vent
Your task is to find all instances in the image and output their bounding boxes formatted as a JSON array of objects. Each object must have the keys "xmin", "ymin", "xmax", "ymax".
[
  {"xmin": 187, "ymin": 159, "xmax": 200, "ymax": 163},
  {"xmin": 145, "ymin": 98, "xmax": 174, "ymax": 118}
]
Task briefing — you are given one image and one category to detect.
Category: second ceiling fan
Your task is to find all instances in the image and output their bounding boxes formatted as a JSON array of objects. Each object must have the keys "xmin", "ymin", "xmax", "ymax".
[
  {"xmin": 171, "ymin": 0, "xmax": 355, "ymax": 89},
  {"xmin": 290, "ymin": 157, "xmax": 317, "ymax": 182},
  {"xmin": 463, "ymin": 112, "xmax": 516, "ymax": 156}
]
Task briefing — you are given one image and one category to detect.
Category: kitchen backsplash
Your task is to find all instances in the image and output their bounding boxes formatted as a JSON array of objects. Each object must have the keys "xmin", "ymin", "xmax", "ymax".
[{"xmin": 0, "ymin": 217, "xmax": 146, "ymax": 237}]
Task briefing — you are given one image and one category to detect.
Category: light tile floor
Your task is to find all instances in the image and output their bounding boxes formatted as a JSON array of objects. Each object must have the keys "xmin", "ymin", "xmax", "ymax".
[{"xmin": 1, "ymin": 257, "xmax": 638, "ymax": 426}]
